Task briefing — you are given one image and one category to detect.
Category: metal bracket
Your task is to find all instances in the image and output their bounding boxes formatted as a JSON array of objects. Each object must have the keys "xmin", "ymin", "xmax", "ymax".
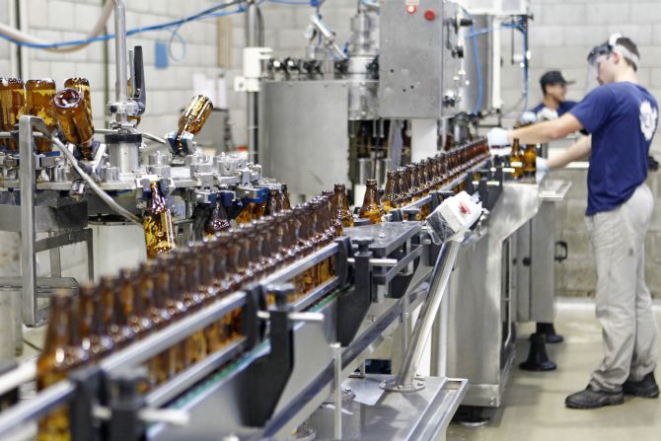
[
  {"xmin": 337, "ymin": 237, "xmax": 374, "ymax": 346},
  {"xmin": 69, "ymin": 366, "xmax": 102, "ymax": 441},
  {"xmin": 106, "ymin": 369, "xmax": 147, "ymax": 441},
  {"xmin": 244, "ymin": 284, "xmax": 296, "ymax": 427},
  {"xmin": 243, "ymin": 283, "xmax": 267, "ymax": 350}
]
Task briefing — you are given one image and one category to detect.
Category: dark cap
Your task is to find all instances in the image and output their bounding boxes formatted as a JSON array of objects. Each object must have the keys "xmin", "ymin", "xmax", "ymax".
[{"xmin": 540, "ymin": 70, "xmax": 575, "ymax": 88}]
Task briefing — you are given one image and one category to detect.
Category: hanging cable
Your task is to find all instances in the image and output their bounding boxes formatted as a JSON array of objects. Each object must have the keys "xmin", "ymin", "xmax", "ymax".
[{"xmin": 0, "ymin": 0, "xmax": 248, "ymax": 51}]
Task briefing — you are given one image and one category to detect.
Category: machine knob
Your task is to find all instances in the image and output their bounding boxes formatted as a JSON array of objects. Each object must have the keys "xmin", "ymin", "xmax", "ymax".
[
  {"xmin": 353, "ymin": 237, "xmax": 374, "ymax": 254},
  {"xmin": 266, "ymin": 283, "xmax": 295, "ymax": 309},
  {"xmin": 459, "ymin": 18, "xmax": 474, "ymax": 27},
  {"xmin": 424, "ymin": 10, "xmax": 436, "ymax": 21}
]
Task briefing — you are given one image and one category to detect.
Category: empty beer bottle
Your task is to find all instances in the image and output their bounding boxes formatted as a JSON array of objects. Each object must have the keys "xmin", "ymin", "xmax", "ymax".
[
  {"xmin": 280, "ymin": 184, "xmax": 292, "ymax": 210},
  {"xmin": 265, "ymin": 188, "xmax": 282, "ymax": 216},
  {"xmin": 109, "ymin": 276, "xmax": 137, "ymax": 350},
  {"xmin": 180, "ymin": 250, "xmax": 208, "ymax": 365},
  {"xmin": 64, "ymin": 78, "xmax": 92, "ymax": 115},
  {"xmin": 381, "ymin": 171, "xmax": 400, "ymax": 213},
  {"xmin": 53, "ymin": 88, "xmax": 95, "ymax": 160},
  {"xmin": 359, "ymin": 179, "xmax": 384, "ymax": 224},
  {"xmin": 37, "ymin": 290, "xmax": 87, "ymax": 441},
  {"xmin": 162, "ymin": 253, "xmax": 189, "ymax": 374},
  {"xmin": 148, "ymin": 260, "xmax": 173, "ymax": 384},
  {"xmin": 144, "ymin": 181, "xmax": 176, "ymax": 259},
  {"xmin": 204, "ymin": 200, "xmax": 231, "ymax": 237},
  {"xmin": 0, "ymin": 78, "xmax": 26, "ymax": 151},
  {"xmin": 176, "ymin": 95, "xmax": 213, "ymax": 137},
  {"xmin": 78, "ymin": 284, "xmax": 114, "ymax": 363},
  {"xmin": 119, "ymin": 269, "xmax": 151, "ymax": 339},
  {"xmin": 334, "ymin": 184, "xmax": 354, "ymax": 228},
  {"xmin": 25, "ymin": 79, "xmax": 57, "ymax": 153},
  {"xmin": 523, "ymin": 144, "xmax": 537, "ymax": 178},
  {"xmin": 510, "ymin": 138, "xmax": 523, "ymax": 180}
]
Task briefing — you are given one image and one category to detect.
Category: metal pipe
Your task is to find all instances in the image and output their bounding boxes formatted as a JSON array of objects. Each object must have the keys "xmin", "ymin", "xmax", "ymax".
[
  {"xmin": 394, "ymin": 241, "xmax": 461, "ymax": 388},
  {"xmin": 19, "ymin": 117, "xmax": 37, "ymax": 326},
  {"xmin": 246, "ymin": 0, "xmax": 260, "ymax": 163},
  {"xmin": 50, "ymin": 137, "xmax": 142, "ymax": 225},
  {"xmin": 0, "ymin": 380, "xmax": 75, "ymax": 441},
  {"xmin": 0, "ymin": 360, "xmax": 35, "ymax": 397},
  {"xmin": 113, "ymin": 0, "xmax": 128, "ymax": 105}
]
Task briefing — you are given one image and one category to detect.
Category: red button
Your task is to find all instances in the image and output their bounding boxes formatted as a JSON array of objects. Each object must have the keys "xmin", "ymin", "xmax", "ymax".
[{"xmin": 424, "ymin": 10, "xmax": 436, "ymax": 21}]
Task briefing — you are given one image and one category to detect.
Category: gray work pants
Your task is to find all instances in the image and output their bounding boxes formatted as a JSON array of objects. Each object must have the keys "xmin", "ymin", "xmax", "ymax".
[{"xmin": 586, "ymin": 183, "xmax": 658, "ymax": 392}]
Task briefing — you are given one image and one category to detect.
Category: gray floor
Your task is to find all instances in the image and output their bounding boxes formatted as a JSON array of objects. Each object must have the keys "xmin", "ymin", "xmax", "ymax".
[{"xmin": 448, "ymin": 300, "xmax": 661, "ymax": 441}]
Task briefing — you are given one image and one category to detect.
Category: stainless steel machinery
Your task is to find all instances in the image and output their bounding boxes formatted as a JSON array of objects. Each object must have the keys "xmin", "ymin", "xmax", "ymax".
[
  {"xmin": 257, "ymin": 0, "xmax": 470, "ymax": 202},
  {"xmin": 445, "ymin": 175, "xmax": 571, "ymax": 408},
  {"xmin": 0, "ymin": 151, "xmax": 497, "ymax": 441}
]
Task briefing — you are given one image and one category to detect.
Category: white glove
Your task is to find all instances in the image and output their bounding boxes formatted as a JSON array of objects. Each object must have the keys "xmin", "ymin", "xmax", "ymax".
[
  {"xmin": 520, "ymin": 111, "xmax": 537, "ymax": 125},
  {"xmin": 537, "ymin": 107, "xmax": 559, "ymax": 122},
  {"xmin": 536, "ymin": 157, "xmax": 550, "ymax": 173},
  {"xmin": 487, "ymin": 128, "xmax": 511, "ymax": 147}
]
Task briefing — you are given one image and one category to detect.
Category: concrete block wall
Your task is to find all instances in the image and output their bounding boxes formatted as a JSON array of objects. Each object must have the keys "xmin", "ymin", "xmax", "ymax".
[{"xmin": 5, "ymin": 0, "xmax": 223, "ymax": 139}]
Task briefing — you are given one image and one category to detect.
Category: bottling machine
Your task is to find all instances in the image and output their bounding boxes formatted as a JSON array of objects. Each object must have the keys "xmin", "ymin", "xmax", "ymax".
[{"xmin": 0, "ymin": 0, "xmax": 573, "ymax": 439}]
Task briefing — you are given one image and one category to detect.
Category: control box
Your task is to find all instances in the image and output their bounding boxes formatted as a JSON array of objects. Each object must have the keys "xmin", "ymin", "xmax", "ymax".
[{"xmin": 379, "ymin": 0, "xmax": 462, "ymax": 119}]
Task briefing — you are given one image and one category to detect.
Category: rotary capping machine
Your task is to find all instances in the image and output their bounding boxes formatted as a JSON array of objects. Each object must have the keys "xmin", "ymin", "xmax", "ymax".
[
  {"xmin": 0, "ymin": 0, "xmax": 280, "ymax": 329},
  {"xmin": 0, "ymin": 148, "xmax": 500, "ymax": 440}
]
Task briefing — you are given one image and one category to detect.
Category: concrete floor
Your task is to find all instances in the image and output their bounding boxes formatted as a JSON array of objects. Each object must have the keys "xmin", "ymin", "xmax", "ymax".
[{"xmin": 448, "ymin": 299, "xmax": 661, "ymax": 441}]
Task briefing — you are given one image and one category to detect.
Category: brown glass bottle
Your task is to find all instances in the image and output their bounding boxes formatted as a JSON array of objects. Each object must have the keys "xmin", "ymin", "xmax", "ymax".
[
  {"xmin": 148, "ymin": 260, "xmax": 174, "ymax": 384},
  {"xmin": 408, "ymin": 164, "xmax": 424, "ymax": 201},
  {"xmin": 78, "ymin": 284, "xmax": 114, "ymax": 363},
  {"xmin": 334, "ymin": 184, "xmax": 354, "ymax": 228},
  {"xmin": 296, "ymin": 205, "xmax": 316, "ymax": 295},
  {"xmin": 381, "ymin": 171, "xmax": 400, "ymax": 213},
  {"xmin": 144, "ymin": 181, "xmax": 176, "ymax": 259},
  {"xmin": 25, "ymin": 79, "xmax": 57, "ymax": 153},
  {"xmin": 234, "ymin": 228, "xmax": 256, "ymax": 286},
  {"xmin": 510, "ymin": 138, "xmax": 523, "ymax": 180},
  {"xmin": 0, "ymin": 78, "xmax": 26, "ymax": 151},
  {"xmin": 265, "ymin": 188, "xmax": 282, "ymax": 216},
  {"xmin": 523, "ymin": 144, "xmax": 537, "ymax": 177},
  {"xmin": 280, "ymin": 184, "xmax": 292, "ymax": 210},
  {"xmin": 443, "ymin": 133, "xmax": 454, "ymax": 151},
  {"xmin": 64, "ymin": 78, "xmax": 91, "ymax": 114},
  {"xmin": 205, "ymin": 200, "xmax": 231, "ymax": 237},
  {"xmin": 161, "ymin": 253, "xmax": 189, "ymax": 374},
  {"xmin": 179, "ymin": 250, "xmax": 208, "ymax": 365},
  {"xmin": 109, "ymin": 275, "xmax": 137, "ymax": 350},
  {"xmin": 176, "ymin": 95, "xmax": 213, "ymax": 137},
  {"xmin": 53, "ymin": 88, "xmax": 95, "ymax": 160},
  {"xmin": 37, "ymin": 290, "xmax": 86, "ymax": 441},
  {"xmin": 199, "ymin": 239, "xmax": 225, "ymax": 353},
  {"xmin": 359, "ymin": 179, "xmax": 384, "ymax": 224}
]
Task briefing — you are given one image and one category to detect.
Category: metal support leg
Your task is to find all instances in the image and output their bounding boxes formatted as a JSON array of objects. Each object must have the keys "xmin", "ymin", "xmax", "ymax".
[
  {"xmin": 332, "ymin": 342, "xmax": 342, "ymax": 440},
  {"xmin": 384, "ymin": 241, "xmax": 461, "ymax": 392}
]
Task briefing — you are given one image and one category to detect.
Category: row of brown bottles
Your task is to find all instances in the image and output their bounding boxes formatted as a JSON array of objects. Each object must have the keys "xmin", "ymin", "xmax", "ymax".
[
  {"xmin": 357, "ymin": 140, "xmax": 491, "ymax": 224},
  {"xmin": 235, "ymin": 184, "xmax": 292, "ymax": 225},
  {"xmin": 509, "ymin": 138, "xmax": 537, "ymax": 179},
  {"xmin": 0, "ymin": 77, "xmax": 95, "ymax": 156}
]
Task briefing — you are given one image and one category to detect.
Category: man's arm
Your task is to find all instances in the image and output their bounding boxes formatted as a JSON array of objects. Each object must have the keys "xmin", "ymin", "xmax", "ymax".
[
  {"xmin": 547, "ymin": 136, "xmax": 591, "ymax": 170},
  {"xmin": 509, "ymin": 113, "xmax": 584, "ymax": 144}
]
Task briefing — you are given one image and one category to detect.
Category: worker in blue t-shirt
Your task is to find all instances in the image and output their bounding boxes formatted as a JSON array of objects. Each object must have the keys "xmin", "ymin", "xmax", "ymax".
[
  {"xmin": 531, "ymin": 70, "xmax": 577, "ymax": 122},
  {"xmin": 487, "ymin": 35, "xmax": 659, "ymax": 409}
]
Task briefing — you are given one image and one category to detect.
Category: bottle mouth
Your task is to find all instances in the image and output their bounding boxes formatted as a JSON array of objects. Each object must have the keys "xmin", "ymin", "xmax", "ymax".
[
  {"xmin": 53, "ymin": 89, "xmax": 83, "ymax": 110},
  {"xmin": 26, "ymin": 78, "xmax": 56, "ymax": 90}
]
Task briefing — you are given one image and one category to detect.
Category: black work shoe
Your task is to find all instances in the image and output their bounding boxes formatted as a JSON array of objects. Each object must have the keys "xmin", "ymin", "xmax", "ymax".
[
  {"xmin": 623, "ymin": 372, "xmax": 660, "ymax": 398},
  {"xmin": 536, "ymin": 322, "xmax": 564, "ymax": 344},
  {"xmin": 565, "ymin": 384, "xmax": 624, "ymax": 409}
]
